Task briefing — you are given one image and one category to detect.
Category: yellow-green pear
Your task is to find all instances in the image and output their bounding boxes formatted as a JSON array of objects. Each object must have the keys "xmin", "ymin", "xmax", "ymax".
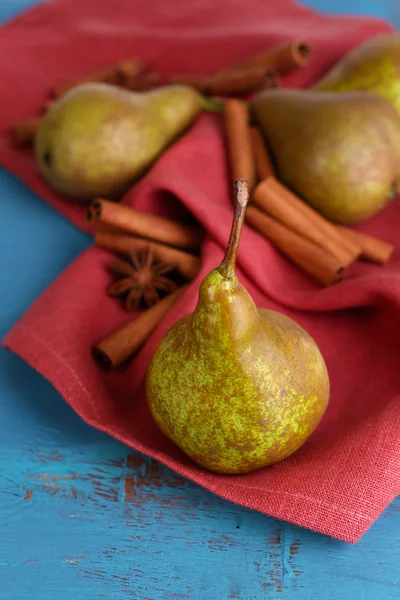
[
  {"xmin": 314, "ymin": 33, "xmax": 400, "ymax": 115},
  {"xmin": 251, "ymin": 89, "xmax": 400, "ymax": 224},
  {"xmin": 35, "ymin": 83, "xmax": 207, "ymax": 201},
  {"xmin": 146, "ymin": 179, "xmax": 329, "ymax": 475}
]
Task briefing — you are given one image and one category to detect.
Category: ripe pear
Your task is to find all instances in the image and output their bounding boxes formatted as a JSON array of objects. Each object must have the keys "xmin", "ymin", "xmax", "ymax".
[
  {"xmin": 251, "ymin": 89, "xmax": 400, "ymax": 224},
  {"xmin": 35, "ymin": 83, "xmax": 205, "ymax": 201},
  {"xmin": 314, "ymin": 34, "xmax": 400, "ymax": 116},
  {"xmin": 146, "ymin": 180, "xmax": 329, "ymax": 475}
]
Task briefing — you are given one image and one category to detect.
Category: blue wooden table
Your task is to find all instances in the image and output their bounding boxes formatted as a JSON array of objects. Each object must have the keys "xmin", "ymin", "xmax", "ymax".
[{"xmin": 1, "ymin": 1, "xmax": 399, "ymax": 598}]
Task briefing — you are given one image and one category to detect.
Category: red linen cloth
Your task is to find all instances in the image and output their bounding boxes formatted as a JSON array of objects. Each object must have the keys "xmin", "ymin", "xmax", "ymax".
[{"xmin": 2, "ymin": 0, "xmax": 399, "ymax": 542}]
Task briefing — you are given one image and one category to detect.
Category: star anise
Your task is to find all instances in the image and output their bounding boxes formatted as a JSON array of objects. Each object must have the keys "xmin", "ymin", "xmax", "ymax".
[{"xmin": 107, "ymin": 247, "xmax": 177, "ymax": 312}]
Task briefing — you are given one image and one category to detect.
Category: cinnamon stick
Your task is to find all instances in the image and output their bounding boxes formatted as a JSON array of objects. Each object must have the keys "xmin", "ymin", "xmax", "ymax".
[
  {"xmin": 87, "ymin": 199, "xmax": 204, "ymax": 252},
  {"xmin": 221, "ymin": 40, "xmax": 311, "ymax": 76},
  {"xmin": 51, "ymin": 57, "xmax": 144, "ymax": 98},
  {"xmin": 124, "ymin": 72, "xmax": 160, "ymax": 91},
  {"xmin": 11, "ymin": 119, "xmax": 40, "ymax": 147},
  {"xmin": 250, "ymin": 127, "xmax": 275, "ymax": 181},
  {"xmin": 224, "ymin": 99, "xmax": 256, "ymax": 191},
  {"xmin": 95, "ymin": 231, "xmax": 201, "ymax": 280},
  {"xmin": 338, "ymin": 226, "xmax": 394, "ymax": 264},
  {"xmin": 169, "ymin": 67, "xmax": 278, "ymax": 96},
  {"xmin": 253, "ymin": 177, "xmax": 360, "ymax": 267},
  {"xmin": 274, "ymin": 179, "xmax": 361, "ymax": 261},
  {"xmin": 42, "ymin": 100, "xmax": 55, "ymax": 114},
  {"xmin": 246, "ymin": 205, "xmax": 343, "ymax": 285},
  {"xmin": 93, "ymin": 285, "xmax": 187, "ymax": 369}
]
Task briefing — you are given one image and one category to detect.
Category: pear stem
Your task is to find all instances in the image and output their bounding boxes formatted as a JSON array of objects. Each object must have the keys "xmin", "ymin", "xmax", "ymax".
[
  {"xmin": 201, "ymin": 96, "xmax": 225, "ymax": 114},
  {"xmin": 218, "ymin": 179, "xmax": 249, "ymax": 279}
]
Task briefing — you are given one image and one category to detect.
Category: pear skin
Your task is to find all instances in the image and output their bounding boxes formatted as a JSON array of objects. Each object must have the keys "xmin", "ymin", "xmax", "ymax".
[
  {"xmin": 314, "ymin": 34, "xmax": 400, "ymax": 116},
  {"xmin": 251, "ymin": 89, "xmax": 400, "ymax": 225},
  {"xmin": 146, "ymin": 180, "xmax": 329, "ymax": 474},
  {"xmin": 35, "ymin": 83, "xmax": 204, "ymax": 201}
]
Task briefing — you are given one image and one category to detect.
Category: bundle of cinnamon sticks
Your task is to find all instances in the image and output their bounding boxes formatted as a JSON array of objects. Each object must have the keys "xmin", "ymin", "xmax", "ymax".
[
  {"xmin": 168, "ymin": 39, "xmax": 310, "ymax": 94},
  {"xmin": 11, "ymin": 39, "xmax": 311, "ymax": 147},
  {"xmin": 87, "ymin": 199, "xmax": 203, "ymax": 368}
]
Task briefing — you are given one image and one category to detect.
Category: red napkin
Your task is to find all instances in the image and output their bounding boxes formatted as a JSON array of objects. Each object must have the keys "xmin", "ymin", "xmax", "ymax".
[{"xmin": 2, "ymin": 0, "xmax": 400, "ymax": 543}]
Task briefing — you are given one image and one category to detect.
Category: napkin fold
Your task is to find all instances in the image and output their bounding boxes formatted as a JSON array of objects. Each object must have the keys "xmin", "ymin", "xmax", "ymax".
[{"xmin": 1, "ymin": 0, "xmax": 399, "ymax": 542}]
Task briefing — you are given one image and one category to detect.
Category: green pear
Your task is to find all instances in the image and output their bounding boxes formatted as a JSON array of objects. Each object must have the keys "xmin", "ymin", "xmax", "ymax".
[
  {"xmin": 314, "ymin": 34, "xmax": 400, "ymax": 116},
  {"xmin": 251, "ymin": 89, "xmax": 400, "ymax": 224},
  {"xmin": 35, "ymin": 83, "xmax": 205, "ymax": 201},
  {"xmin": 146, "ymin": 179, "xmax": 329, "ymax": 475}
]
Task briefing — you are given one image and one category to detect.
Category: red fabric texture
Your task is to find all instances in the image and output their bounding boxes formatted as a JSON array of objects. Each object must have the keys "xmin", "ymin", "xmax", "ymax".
[{"xmin": 2, "ymin": 0, "xmax": 400, "ymax": 542}]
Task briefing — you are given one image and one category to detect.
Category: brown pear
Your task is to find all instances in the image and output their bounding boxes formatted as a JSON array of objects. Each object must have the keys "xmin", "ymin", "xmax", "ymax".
[
  {"xmin": 251, "ymin": 89, "xmax": 400, "ymax": 224},
  {"xmin": 35, "ymin": 83, "xmax": 206, "ymax": 201}
]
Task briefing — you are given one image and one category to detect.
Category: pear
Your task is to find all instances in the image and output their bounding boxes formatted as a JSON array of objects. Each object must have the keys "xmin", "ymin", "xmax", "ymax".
[
  {"xmin": 314, "ymin": 34, "xmax": 400, "ymax": 116},
  {"xmin": 35, "ymin": 83, "xmax": 205, "ymax": 201},
  {"xmin": 251, "ymin": 89, "xmax": 400, "ymax": 225},
  {"xmin": 146, "ymin": 179, "xmax": 329, "ymax": 475}
]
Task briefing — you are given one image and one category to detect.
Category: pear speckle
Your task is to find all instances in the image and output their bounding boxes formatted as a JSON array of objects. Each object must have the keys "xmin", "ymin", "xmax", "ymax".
[{"xmin": 146, "ymin": 181, "xmax": 329, "ymax": 474}]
